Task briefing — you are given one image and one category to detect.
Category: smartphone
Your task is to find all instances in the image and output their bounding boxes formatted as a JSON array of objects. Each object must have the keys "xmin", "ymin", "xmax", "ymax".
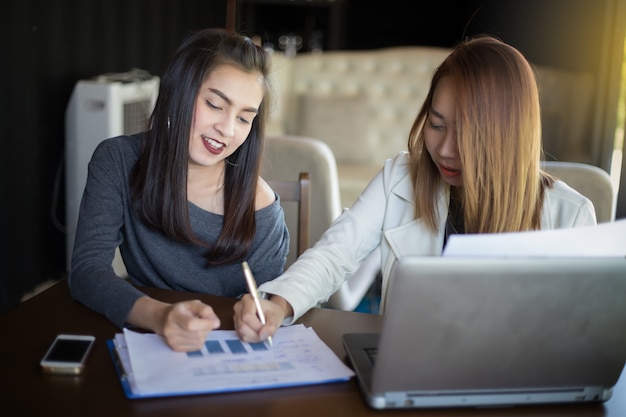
[{"xmin": 40, "ymin": 334, "xmax": 95, "ymax": 375}]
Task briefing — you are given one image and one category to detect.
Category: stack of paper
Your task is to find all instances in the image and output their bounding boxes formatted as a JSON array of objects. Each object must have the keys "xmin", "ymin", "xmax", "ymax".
[
  {"xmin": 108, "ymin": 324, "xmax": 354, "ymax": 398},
  {"xmin": 443, "ymin": 219, "xmax": 626, "ymax": 258}
]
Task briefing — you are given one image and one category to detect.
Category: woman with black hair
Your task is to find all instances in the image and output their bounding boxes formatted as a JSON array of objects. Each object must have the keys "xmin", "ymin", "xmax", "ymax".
[{"xmin": 69, "ymin": 28, "xmax": 289, "ymax": 352}]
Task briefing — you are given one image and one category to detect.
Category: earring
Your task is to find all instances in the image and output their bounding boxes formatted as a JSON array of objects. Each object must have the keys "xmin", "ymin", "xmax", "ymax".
[{"xmin": 167, "ymin": 117, "xmax": 171, "ymax": 130}]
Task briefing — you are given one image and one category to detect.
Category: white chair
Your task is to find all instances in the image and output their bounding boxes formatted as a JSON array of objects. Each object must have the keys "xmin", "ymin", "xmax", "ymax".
[
  {"xmin": 267, "ymin": 173, "xmax": 311, "ymax": 259},
  {"xmin": 541, "ymin": 161, "xmax": 616, "ymax": 223},
  {"xmin": 112, "ymin": 247, "xmax": 128, "ymax": 278},
  {"xmin": 263, "ymin": 135, "xmax": 379, "ymax": 311},
  {"xmin": 263, "ymin": 135, "xmax": 342, "ymax": 267}
]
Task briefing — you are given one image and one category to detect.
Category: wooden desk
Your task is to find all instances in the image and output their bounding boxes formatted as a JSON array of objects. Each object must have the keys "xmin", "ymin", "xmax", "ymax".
[{"xmin": 2, "ymin": 280, "xmax": 624, "ymax": 417}]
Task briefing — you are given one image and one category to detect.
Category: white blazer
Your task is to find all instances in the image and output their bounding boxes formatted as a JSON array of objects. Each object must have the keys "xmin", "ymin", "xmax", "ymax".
[{"xmin": 259, "ymin": 152, "xmax": 597, "ymax": 321}]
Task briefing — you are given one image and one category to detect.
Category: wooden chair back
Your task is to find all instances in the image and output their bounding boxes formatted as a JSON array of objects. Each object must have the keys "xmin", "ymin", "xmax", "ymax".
[{"xmin": 268, "ymin": 172, "xmax": 311, "ymax": 258}]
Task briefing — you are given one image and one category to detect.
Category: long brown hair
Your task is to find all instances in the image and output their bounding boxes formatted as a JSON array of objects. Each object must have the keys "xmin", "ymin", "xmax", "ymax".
[
  {"xmin": 408, "ymin": 35, "xmax": 553, "ymax": 234},
  {"xmin": 130, "ymin": 28, "xmax": 271, "ymax": 266}
]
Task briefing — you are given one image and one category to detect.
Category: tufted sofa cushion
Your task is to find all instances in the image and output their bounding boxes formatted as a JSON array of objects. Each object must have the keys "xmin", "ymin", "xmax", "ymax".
[
  {"xmin": 295, "ymin": 93, "xmax": 371, "ymax": 164},
  {"xmin": 287, "ymin": 47, "xmax": 450, "ymax": 166}
]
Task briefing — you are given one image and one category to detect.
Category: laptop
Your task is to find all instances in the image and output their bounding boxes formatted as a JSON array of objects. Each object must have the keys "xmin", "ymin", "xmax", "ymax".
[{"xmin": 343, "ymin": 256, "xmax": 626, "ymax": 409}]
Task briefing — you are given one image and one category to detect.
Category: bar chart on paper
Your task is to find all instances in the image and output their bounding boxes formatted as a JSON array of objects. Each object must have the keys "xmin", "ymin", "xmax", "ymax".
[
  {"xmin": 185, "ymin": 338, "xmax": 296, "ymax": 375},
  {"xmin": 109, "ymin": 325, "xmax": 354, "ymax": 398},
  {"xmin": 187, "ymin": 339, "xmax": 269, "ymax": 356}
]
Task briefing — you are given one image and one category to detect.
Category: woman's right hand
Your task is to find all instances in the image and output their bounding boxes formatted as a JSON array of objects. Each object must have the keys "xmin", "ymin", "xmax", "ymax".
[{"xmin": 233, "ymin": 294, "xmax": 292, "ymax": 343}]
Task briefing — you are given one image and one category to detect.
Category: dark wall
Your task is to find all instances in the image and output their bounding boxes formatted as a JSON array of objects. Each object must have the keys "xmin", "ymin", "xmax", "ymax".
[
  {"xmin": 238, "ymin": 0, "xmax": 609, "ymax": 74},
  {"xmin": 0, "ymin": 0, "xmax": 227, "ymax": 312}
]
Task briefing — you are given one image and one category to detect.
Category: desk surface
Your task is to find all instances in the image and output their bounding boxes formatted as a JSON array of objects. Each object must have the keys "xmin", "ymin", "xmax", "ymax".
[{"xmin": 1, "ymin": 280, "xmax": 625, "ymax": 417}]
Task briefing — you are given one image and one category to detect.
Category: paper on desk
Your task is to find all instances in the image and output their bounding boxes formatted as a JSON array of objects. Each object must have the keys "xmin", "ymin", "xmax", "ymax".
[
  {"xmin": 118, "ymin": 325, "xmax": 354, "ymax": 397},
  {"xmin": 443, "ymin": 218, "xmax": 626, "ymax": 258}
]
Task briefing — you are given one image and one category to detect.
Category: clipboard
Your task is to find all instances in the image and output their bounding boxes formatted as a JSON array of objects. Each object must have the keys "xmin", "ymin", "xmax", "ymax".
[
  {"xmin": 107, "ymin": 339, "xmax": 144, "ymax": 399},
  {"xmin": 107, "ymin": 326, "xmax": 354, "ymax": 399}
]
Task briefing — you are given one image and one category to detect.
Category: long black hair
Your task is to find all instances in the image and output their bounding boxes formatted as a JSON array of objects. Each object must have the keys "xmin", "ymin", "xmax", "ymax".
[{"xmin": 130, "ymin": 28, "xmax": 271, "ymax": 266}]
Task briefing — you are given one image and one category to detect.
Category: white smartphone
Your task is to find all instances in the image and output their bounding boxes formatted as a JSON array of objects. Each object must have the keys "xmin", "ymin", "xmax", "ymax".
[{"xmin": 40, "ymin": 334, "xmax": 95, "ymax": 375}]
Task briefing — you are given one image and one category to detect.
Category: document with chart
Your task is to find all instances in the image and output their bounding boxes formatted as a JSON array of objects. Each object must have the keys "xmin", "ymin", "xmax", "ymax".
[{"xmin": 107, "ymin": 324, "xmax": 354, "ymax": 398}]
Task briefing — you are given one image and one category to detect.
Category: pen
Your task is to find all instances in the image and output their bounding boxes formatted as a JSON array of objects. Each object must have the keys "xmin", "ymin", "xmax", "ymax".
[{"xmin": 241, "ymin": 261, "xmax": 273, "ymax": 347}]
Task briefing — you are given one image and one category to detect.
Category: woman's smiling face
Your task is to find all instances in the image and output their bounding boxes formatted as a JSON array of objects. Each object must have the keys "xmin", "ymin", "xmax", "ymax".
[
  {"xmin": 424, "ymin": 76, "xmax": 463, "ymax": 187},
  {"xmin": 188, "ymin": 64, "xmax": 265, "ymax": 170}
]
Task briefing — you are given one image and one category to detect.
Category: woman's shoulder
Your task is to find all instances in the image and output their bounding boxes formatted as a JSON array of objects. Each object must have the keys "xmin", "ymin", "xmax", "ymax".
[
  {"xmin": 380, "ymin": 151, "xmax": 410, "ymax": 174},
  {"xmin": 254, "ymin": 177, "xmax": 283, "ymax": 218},
  {"xmin": 256, "ymin": 177, "xmax": 276, "ymax": 210},
  {"xmin": 380, "ymin": 151, "xmax": 412, "ymax": 185},
  {"xmin": 91, "ymin": 134, "xmax": 142, "ymax": 167},
  {"xmin": 545, "ymin": 179, "xmax": 591, "ymax": 205},
  {"xmin": 386, "ymin": 151, "xmax": 410, "ymax": 165},
  {"xmin": 254, "ymin": 190, "xmax": 284, "ymax": 227},
  {"xmin": 95, "ymin": 134, "xmax": 141, "ymax": 154},
  {"xmin": 543, "ymin": 179, "xmax": 596, "ymax": 227}
]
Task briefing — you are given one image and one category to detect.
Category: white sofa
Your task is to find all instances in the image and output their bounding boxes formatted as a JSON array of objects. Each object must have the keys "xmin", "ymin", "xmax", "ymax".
[{"xmin": 266, "ymin": 47, "xmax": 596, "ymax": 208}]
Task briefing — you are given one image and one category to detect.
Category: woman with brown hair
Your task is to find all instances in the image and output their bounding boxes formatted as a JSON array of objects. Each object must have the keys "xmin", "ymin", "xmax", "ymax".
[{"xmin": 234, "ymin": 35, "xmax": 596, "ymax": 344}]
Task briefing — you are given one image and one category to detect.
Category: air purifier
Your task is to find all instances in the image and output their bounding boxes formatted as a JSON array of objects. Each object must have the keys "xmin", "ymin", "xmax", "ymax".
[{"xmin": 64, "ymin": 70, "xmax": 159, "ymax": 271}]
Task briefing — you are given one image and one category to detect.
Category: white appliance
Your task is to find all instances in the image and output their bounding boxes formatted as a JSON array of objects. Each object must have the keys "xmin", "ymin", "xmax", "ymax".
[{"xmin": 64, "ymin": 70, "xmax": 159, "ymax": 271}]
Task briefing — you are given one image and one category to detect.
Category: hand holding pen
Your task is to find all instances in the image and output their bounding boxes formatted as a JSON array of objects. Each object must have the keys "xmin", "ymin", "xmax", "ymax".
[{"xmin": 241, "ymin": 261, "xmax": 273, "ymax": 347}]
